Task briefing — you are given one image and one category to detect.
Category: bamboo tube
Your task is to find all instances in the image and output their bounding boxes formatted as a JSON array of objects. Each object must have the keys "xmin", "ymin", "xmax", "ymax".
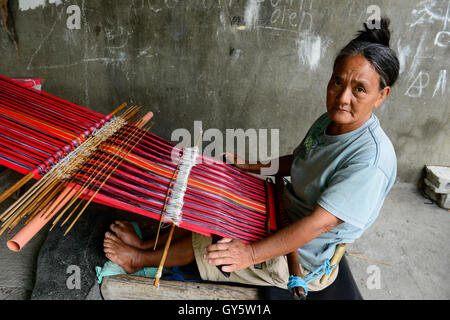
[
  {"xmin": 48, "ymin": 187, "xmax": 79, "ymax": 230},
  {"xmin": 6, "ymin": 185, "xmax": 79, "ymax": 251},
  {"xmin": 7, "ymin": 204, "xmax": 53, "ymax": 252},
  {"xmin": 320, "ymin": 243, "xmax": 348, "ymax": 285},
  {"xmin": 8, "ymin": 179, "xmax": 65, "ymax": 232},
  {"xmin": 1, "ymin": 179, "xmax": 61, "ymax": 229}
]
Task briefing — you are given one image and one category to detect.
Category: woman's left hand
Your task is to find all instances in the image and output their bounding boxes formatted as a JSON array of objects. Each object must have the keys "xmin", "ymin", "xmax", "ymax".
[{"xmin": 204, "ymin": 238, "xmax": 257, "ymax": 272}]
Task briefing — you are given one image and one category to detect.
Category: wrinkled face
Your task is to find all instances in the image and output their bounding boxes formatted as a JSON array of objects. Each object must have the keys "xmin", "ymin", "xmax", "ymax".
[{"xmin": 326, "ymin": 55, "xmax": 390, "ymax": 134}]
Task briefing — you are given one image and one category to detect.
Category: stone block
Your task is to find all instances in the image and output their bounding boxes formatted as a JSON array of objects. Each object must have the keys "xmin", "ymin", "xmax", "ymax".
[
  {"xmin": 424, "ymin": 185, "xmax": 450, "ymax": 210},
  {"xmin": 438, "ymin": 193, "xmax": 450, "ymax": 209},
  {"xmin": 425, "ymin": 166, "xmax": 450, "ymax": 194},
  {"xmin": 424, "ymin": 178, "xmax": 449, "ymax": 194}
]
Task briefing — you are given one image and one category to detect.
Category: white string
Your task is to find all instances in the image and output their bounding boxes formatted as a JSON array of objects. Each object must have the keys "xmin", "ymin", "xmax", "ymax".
[{"xmin": 164, "ymin": 146, "xmax": 199, "ymax": 225}]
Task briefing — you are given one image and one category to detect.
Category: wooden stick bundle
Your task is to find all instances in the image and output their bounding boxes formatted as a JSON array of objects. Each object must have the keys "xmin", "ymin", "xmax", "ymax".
[{"xmin": 0, "ymin": 105, "xmax": 149, "ymax": 237}]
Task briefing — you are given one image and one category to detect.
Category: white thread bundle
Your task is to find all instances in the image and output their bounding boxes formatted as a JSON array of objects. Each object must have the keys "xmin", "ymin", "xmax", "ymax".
[
  {"xmin": 49, "ymin": 116, "xmax": 126, "ymax": 180},
  {"xmin": 164, "ymin": 147, "xmax": 199, "ymax": 225}
]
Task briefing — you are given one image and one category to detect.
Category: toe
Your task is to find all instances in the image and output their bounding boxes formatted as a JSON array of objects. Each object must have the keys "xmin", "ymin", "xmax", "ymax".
[
  {"xmin": 110, "ymin": 224, "xmax": 118, "ymax": 233},
  {"xmin": 108, "ymin": 232, "xmax": 121, "ymax": 242},
  {"xmin": 104, "ymin": 247, "xmax": 113, "ymax": 254},
  {"xmin": 105, "ymin": 231, "xmax": 114, "ymax": 239}
]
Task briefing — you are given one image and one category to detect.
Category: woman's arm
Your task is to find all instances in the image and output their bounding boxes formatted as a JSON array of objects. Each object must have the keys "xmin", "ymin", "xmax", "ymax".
[
  {"xmin": 204, "ymin": 205, "xmax": 343, "ymax": 272},
  {"xmin": 223, "ymin": 153, "xmax": 293, "ymax": 177}
]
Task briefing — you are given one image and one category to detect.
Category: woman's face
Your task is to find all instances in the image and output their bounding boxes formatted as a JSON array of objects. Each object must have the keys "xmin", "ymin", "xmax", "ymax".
[{"xmin": 326, "ymin": 54, "xmax": 390, "ymax": 134}]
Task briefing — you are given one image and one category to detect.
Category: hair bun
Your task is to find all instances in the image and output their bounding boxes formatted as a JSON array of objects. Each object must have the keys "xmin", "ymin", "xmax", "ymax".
[{"xmin": 354, "ymin": 17, "xmax": 391, "ymax": 47}]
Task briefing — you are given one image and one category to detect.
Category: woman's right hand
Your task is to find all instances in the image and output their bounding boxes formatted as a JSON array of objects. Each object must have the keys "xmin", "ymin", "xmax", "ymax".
[{"xmin": 221, "ymin": 152, "xmax": 255, "ymax": 172}]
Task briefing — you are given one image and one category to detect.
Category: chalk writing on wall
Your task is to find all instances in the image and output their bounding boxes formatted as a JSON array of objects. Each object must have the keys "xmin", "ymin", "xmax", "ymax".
[
  {"xmin": 404, "ymin": 0, "xmax": 449, "ymax": 99},
  {"xmin": 17, "ymin": 0, "xmax": 449, "ymax": 100}
]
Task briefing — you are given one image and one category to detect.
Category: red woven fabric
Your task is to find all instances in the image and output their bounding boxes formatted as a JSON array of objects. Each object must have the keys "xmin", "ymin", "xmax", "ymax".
[{"xmin": 0, "ymin": 76, "xmax": 282, "ymax": 242}]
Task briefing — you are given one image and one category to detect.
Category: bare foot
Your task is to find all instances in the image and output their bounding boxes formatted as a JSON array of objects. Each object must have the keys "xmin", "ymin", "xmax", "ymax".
[
  {"xmin": 103, "ymin": 231, "xmax": 144, "ymax": 274},
  {"xmin": 110, "ymin": 221, "xmax": 144, "ymax": 249}
]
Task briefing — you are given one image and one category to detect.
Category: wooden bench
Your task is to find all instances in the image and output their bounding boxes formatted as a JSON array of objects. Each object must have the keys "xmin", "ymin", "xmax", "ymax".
[{"xmin": 101, "ymin": 275, "xmax": 262, "ymax": 300}]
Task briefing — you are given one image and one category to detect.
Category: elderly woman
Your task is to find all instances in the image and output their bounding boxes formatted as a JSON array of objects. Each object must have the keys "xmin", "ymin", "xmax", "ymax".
[{"xmin": 103, "ymin": 18, "xmax": 399, "ymax": 295}]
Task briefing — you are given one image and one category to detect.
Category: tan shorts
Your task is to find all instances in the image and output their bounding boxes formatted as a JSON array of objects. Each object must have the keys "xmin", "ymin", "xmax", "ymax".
[{"xmin": 192, "ymin": 233, "xmax": 338, "ymax": 292}]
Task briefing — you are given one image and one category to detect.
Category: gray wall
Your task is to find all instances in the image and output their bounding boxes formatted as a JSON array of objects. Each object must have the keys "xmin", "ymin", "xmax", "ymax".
[{"xmin": 0, "ymin": 0, "xmax": 448, "ymax": 183}]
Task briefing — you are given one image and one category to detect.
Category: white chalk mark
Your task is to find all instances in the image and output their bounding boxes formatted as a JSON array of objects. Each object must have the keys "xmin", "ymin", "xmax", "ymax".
[
  {"xmin": 397, "ymin": 39, "xmax": 411, "ymax": 74},
  {"xmin": 444, "ymin": 0, "xmax": 450, "ymax": 30},
  {"xmin": 30, "ymin": 57, "xmax": 128, "ymax": 70},
  {"xmin": 298, "ymin": 11, "xmax": 313, "ymax": 33},
  {"xmin": 256, "ymin": 25, "xmax": 300, "ymax": 34},
  {"xmin": 26, "ymin": 8, "xmax": 63, "ymax": 70},
  {"xmin": 230, "ymin": 48, "xmax": 243, "ymax": 64},
  {"xmin": 244, "ymin": 0, "xmax": 261, "ymax": 30},
  {"xmin": 408, "ymin": 33, "xmax": 426, "ymax": 81},
  {"xmin": 19, "ymin": 0, "xmax": 64, "ymax": 11},
  {"xmin": 30, "ymin": 61, "xmax": 82, "ymax": 70},
  {"xmin": 405, "ymin": 71, "xmax": 430, "ymax": 98},
  {"xmin": 106, "ymin": 38, "xmax": 129, "ymax": 50},
  {"xmin": 84, "ymin": 57, "xmax": 127, "ymax": 64},
  {"xmin": 19, "ymin": 0, "xmax": 45, "ymax": 11},
  {"xmin": 164, "ymin": 0, "xmax": 179, "ymax": 9},
  {"xmin": 219, "ymin": 10, "xmax": 227, "ymax": 30},
  {"xmin": 49, "ymin": 0, "xmax": 63, "ymax": 6},
  {"xmin": 434, "ymin": 30, "xmax": 450, "ymax": 47},
  {"xmin": 297, "ymin": 34, "xmax": 322, "ymax": 71},
  {"xmin": 137, "ymin": 45, "xmax": 153, "ymax": 58},
  {"xmin": 432, "ymin": 69, "xmax": 447, "ymax": 97},
  {"xmin": 409, "ymin": 0, "xmax": 450, "ymax": 28}
]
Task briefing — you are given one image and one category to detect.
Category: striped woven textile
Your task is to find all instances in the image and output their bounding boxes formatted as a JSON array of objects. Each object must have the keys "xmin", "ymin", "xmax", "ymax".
[
  {"xmin": 72, "ymin": 126, "xmax": 278, "ymax": 242},
  {"xmin": 0, "ymin": 75, "xmax": 108, "ymax": 177},
  {"xmin": 0, "ymin": 76, "xmax": 281, "ymax": 243}
]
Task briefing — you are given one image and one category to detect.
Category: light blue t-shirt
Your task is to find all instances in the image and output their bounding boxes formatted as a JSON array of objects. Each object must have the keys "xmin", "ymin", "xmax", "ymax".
[{"xmin": 283, "ymin": 112, "xmax": 397, "ymax": 271}]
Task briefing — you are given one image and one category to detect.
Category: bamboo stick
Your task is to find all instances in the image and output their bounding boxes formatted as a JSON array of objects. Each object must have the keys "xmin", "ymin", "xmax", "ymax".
[
  {"xmin": 43, "ymin": 107, "xmax": 142, "ymax": 225},
  {"xmin": 154, "ymin": 223, "xmax": 176, "ymax": 288},
  {"xmin": 153, "ymin": 157, "xmax": 182, "ymax": 251},
  {"xmin": 154, "ymin": 131, "xmax": 202, "ymax": 286},
  {"xmin": 48, "ymin": 187, "xmax": 79, "ymax": 231},
  {"xmin": 1, "ymin": 112, "xmax": 123, "ymax": 224},
  {"xmin": 0, "ymin": 172, "xmax": 35, "ymax": 206},
  {"xmin": 0, "ymin": 178, "xmax": 62, "ymax": 235},
  {"xmin": 63, "ymin": 125, "xmax": 153, "ymax": 234},
  {"xmin": 0, "ymin": 103, "xmax": 128, "ymax": 208},
  {"xmin": 1, "ymin": 105, "xmax": 136, "ymax": 238},
  {"xmin": 347, "ymin": 253, "xmax": 392, "ymax": 266},
  {"xmin": 56, "ymin": 115, "xmax": 146, "ymax": 227},
  {"xmin": 50, "ymin": 123, "xmax": 138, "ymax": 229},
  {"xmin": 109, "ymin": 102, "xmax": 128, "ymax": 117},
  {"xmin": 57, "ymin": 149, "xmax": 120, "ymax": 227},
  {"xmin": 320, "ymin": 243, "xmax": 348, "ymax": 284},
  {"xmin": 63, "ymin": 113, "xmax": 154, "ymax": 235},
  {"xmin": 5, "ymin": 179, "xmax": 61, "ymax": 225}
]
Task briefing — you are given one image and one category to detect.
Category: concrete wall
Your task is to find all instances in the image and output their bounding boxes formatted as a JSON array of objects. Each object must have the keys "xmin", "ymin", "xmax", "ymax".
[{"xmin": 0, "ymin": 0, "xmax": 448, "ymax": 183}]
